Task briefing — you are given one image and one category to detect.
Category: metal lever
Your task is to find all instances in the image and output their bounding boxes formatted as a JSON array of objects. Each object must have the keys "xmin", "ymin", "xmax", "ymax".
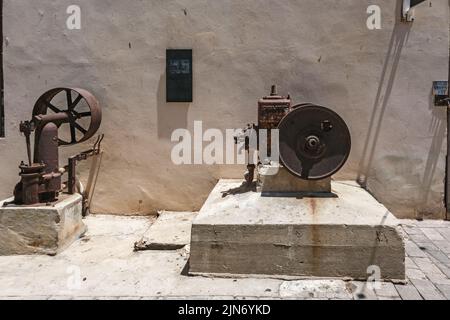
[{"xmin": 65, "ymin": 134, "xmax": 104, "ymax": 216}]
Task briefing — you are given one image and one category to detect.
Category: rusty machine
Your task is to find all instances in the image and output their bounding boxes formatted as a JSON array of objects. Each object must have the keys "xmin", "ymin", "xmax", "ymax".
[
  {"xmin": 240, "ymin": 85, "xmax": 351, "ymax": 184},
  {"xmin": 3, "ymin": 88, "xmax": 104, "ymax": 215}
]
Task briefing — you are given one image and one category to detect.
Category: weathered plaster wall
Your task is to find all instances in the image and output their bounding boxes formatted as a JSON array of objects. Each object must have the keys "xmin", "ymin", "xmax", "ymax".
[{"xmin": 0, "ymin": 0, "xmax": 448, "ymax": 218}]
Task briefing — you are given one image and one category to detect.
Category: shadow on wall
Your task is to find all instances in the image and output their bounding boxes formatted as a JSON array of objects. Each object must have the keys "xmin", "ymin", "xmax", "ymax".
[
  {"xmin": 357, "ymin": 0, "xmax": 412, "ymax": 186},
  {"xmin": 157, "ymin": 73, "xmax": 190, "ymax": 140},
  {"xmin": 416, "ymin": 92, "xmax": 446, "ymax": 218}
]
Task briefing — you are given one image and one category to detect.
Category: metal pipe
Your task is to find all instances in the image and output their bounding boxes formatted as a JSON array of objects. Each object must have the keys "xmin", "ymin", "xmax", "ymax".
[
  {"xmin": 446, "ymin": 107, "xmax": 449, "ymax": 220},
  {"xmin": 25, "ymin": 130, "xmax": 32, "ymax": 165},
  {"xmin": 446, "ymin": 0, "xmax": 450, "ymax": 220}
]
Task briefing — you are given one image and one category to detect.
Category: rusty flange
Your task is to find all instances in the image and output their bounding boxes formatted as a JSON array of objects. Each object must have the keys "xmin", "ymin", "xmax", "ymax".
[
  {"xmin": 278, "ymin": 104, "xmax": 351, "ymax": 180},
  {"xmin": 32, "ymin": 88, "xmax": 102, "ymax": 146}
]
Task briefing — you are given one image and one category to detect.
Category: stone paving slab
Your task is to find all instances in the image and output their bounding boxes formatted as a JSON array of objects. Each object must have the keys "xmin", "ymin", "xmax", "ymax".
[
  {"xmin": 405, "ymin": 241, "xmax": 428, "ymax": 258},
  {"xmin": 402, "ymin": 219, "xmax": 450, "ymax": 299},
  {"xmin": 134, "ymin": 211, "xmax": 197, "ymax": 250},
  {"xmin": 421, "ymin": 228, "xmax": 445, "ymax": 241},
  {"xmin": 347, "ymin": 282, "xmax": 378, "ymax": 300},
  {"xmin": 437, "ymin": 229, "xmax": 450, "ymax": 241},
  {"xmin": 409, "ymin": 279, "xmax": 446, "ymax": 300},
  {"xmin": 279, "ymin": 280, "xmax": 352, "ymax": 299},
  {"xmin": 0, "ymin": 215, "xmax": 450, "ymax": 300},
  {"xmin": 374, "ymin": 282, "xmax": 401, "ymax": 299},
  {"xmin": 436, "ymin": 284, "xmax": 450, "ymax": 299},
  {"xmin": 395, "ymin": 284, "xmax": 422, "ymax": 300},
  {"xmin": 412, "ymin": 257, "xmax": 450, "ymax": 284},
  {"xmin": 406, "ymin": 268, "xmax": 428, "ymax": 280}
]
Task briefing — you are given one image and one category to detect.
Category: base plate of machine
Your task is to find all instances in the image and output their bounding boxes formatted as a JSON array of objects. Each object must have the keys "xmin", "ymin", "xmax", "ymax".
[
  {"xmin": 1, "ymin": 193, "xmax": 75, "ymax": 208},
  {"xmin": 189, "ymin": 180, "xmax": 405, "ymax": 281}
]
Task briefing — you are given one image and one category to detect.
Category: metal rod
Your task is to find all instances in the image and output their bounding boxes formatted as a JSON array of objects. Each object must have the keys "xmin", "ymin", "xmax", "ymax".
[
  {"xmin": 84, "ymin": 151, "xmax": 103, "ymax": 216},
  {"xmin": 68, "ymin": 156, "xmax": 76, "ymax": 195},
  {"xmin": 25, "ymin": 132, "xmax": 32, "ymax": 165}
]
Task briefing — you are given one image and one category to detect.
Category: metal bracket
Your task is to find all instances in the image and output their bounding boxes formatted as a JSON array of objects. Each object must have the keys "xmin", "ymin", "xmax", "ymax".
[{"xmin": 402, "ymin": 0, "xmax": 427, "ymax": 22}]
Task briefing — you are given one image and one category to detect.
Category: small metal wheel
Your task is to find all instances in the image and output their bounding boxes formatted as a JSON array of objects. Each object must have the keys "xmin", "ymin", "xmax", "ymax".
[
  {"xmin": 278, "ymin": 104, "xmax": 351, "ymax": 180},
  {"xmin": 32, "ymin": 88, "xmax": 102, "ymax": 146}
]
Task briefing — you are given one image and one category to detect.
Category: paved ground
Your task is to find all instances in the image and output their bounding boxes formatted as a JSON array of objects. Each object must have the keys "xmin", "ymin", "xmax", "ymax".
[{"xmin": 0, "ymin": 214, "xmax": 450, "ymax": 300}]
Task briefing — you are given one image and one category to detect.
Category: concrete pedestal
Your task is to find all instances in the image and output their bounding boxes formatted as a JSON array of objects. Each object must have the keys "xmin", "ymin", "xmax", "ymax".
[
  {"xmin": 0, "ymin": 194, "xmax": 86, "ymax": 256},
  {"xmin": 189, "ymin": 180, "xmax": 405, "ymax": 281}
]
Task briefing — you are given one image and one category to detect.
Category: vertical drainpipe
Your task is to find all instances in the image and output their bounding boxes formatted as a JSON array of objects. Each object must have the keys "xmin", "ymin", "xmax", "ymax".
[
  {"xmin": 447, "ymin": 0, "xmax": 450, "ymax": 220},
  {"xmin": 0, "ymin": 0, "xmax": 4, "ymax": 138}
]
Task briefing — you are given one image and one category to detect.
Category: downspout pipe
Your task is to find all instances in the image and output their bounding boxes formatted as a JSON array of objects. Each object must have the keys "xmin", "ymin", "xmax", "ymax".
[{"xmin": 446, "ymin": 0, "xmax": 450, "ymax": 220}]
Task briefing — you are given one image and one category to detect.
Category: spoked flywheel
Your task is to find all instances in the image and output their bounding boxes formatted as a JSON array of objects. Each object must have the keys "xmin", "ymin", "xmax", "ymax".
[{"xmin": 32, "ymin": 87, "xmax": 102, "ymax": 146}]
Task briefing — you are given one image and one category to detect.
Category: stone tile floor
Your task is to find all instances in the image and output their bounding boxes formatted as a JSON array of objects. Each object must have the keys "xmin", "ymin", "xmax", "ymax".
[{"xmin": 0, "ymin": 215, "xmax": 450, "ymax": 300}]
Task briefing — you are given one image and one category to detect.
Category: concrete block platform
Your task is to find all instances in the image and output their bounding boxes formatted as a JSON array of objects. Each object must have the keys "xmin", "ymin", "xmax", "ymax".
[
  {"xmin": 0, "ymin": 194, "xmax": 86, "ymax": 256},
  {"xmin": 189, "ymin": 180, "xmax": 405, "ymax": 281}
]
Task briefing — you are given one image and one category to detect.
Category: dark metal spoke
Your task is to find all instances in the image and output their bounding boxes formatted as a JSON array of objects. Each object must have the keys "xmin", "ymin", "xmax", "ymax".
[
  {"xmin": 73, "ymin": 122, "xmax": 87, "ymax": 134},
  {"xmin": 70, "ymin": 124, "xmax": 76, "ymax": 143},
  {"xmin": 69, "ymin": 94, "xmax": 83, "ymax": 110},
  {"xmin": 78, "ymin": 111, "xmax": 92, "ymax": 118},
  {"xmin": 45, "ymin": 101, "xmax": 61, "ymax": 113},
  {"xmin": 66, "ymin": 89, "xmax": 73, "ymax": 109}
]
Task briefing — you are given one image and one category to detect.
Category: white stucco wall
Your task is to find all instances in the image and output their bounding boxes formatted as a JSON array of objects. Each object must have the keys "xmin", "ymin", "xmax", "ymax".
[{"xmin": 0, "ymin": 0, "xmax": 448, "ymax": 218}]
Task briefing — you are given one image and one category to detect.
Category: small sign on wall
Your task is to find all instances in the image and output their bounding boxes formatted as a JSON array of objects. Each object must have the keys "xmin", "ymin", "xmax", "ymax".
[
  {"xmin": 433, "ymin": 81, "xmax": 448, "ymax": 107},
  {"xmin": 166, "ymin": 49, "xmax": 193, "ymax": 103}
]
